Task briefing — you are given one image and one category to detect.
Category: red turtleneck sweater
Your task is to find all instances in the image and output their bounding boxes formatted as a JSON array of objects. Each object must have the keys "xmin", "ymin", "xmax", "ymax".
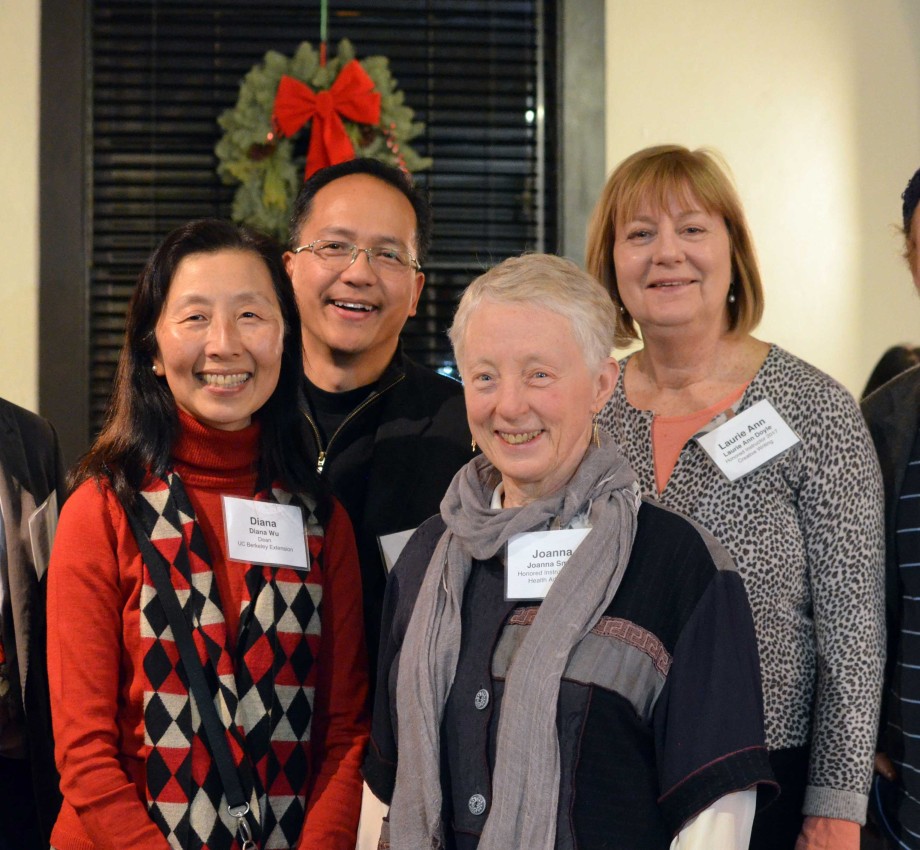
[{"xmin": 47, "ymin": 413, "xmax": 368, "ymax": 850}]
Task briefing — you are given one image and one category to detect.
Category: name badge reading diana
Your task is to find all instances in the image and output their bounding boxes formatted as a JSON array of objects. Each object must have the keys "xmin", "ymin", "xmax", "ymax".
[
  {"xmin": 696, "ymin": 398, "xmax": 801, "ymax": 483},
  {"xmin": 506, "ymin": 527, "xmax": 591, "ymax": 601},
  {"xmin": 222, "ymin": 496, "xmax": 310, "ymax": 571}
]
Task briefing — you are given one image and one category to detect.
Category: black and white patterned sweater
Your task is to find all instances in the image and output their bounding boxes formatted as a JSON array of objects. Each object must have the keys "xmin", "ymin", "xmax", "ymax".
[{"xmin": 601, "ymin": 344, "xmax": 885, "ymax": 823}]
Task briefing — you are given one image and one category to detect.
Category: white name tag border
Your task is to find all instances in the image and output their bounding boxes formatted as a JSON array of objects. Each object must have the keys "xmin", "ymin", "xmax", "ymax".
[
  {"xmin": 505, "ymin": 527, "xmax": 591, "ymax": 601},
  {"xmin": 221, "ymin": 495, "xmax": 310, "ymax": 571},
  {"xmin": 695, "ymin": 398, "xmax": 801, "ymax": 483},
  {"xmin": 378, "ymin": 528, "xmax": 417, "ymax": 574}
]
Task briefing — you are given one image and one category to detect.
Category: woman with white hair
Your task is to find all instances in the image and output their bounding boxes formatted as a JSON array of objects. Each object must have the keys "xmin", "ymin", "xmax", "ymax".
[{"xmin": 363, "ymin": 253, "xmax": 777, "ymax": 849}]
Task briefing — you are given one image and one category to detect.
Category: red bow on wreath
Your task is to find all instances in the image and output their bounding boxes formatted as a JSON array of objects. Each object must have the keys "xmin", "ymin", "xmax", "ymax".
[{"xmin": 273, "ymin": 60, "xmax": 382, "ymax": 179}]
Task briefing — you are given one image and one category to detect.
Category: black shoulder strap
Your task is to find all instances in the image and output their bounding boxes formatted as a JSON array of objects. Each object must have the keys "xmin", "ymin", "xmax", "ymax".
[{"xmin": 120, "ymin": 496, "xmax": 259, "ymax": 849}]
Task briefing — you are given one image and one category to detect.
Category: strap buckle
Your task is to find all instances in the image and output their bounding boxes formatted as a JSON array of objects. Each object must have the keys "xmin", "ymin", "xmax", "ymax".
[{"xmin": 228, "ymin": 803, "xmax": 256, "ymax": 850}]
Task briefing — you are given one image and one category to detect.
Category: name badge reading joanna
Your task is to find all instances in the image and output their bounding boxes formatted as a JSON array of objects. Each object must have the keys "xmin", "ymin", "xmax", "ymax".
[
  {"xmin": 222, "ymin": 496, "xmax": 309, "ymax": 571},
  {"xmin": 506, "ymin": 527, "xmax": 591, "ymax": 601},
  {"xmin": 696, "ymin": 399, "xmax": 801, "ymax": 483}
]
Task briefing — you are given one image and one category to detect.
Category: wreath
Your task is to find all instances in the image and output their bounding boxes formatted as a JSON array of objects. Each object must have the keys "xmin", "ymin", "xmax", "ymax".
[{"xmin": 216, "ymin": 39, "xmax": 432, "ymax": 241}]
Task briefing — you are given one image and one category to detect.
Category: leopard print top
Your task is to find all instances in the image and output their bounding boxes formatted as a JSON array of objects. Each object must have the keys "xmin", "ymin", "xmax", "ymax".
[{"xmin": 600, "ymin": 344, "xmax": 885, "ymax": 823}]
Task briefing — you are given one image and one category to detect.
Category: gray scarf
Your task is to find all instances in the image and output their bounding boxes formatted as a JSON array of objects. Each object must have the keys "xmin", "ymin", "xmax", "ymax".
[{"xmin": 390, "ymin": 433, "xmax": 640, "ymax": 850}]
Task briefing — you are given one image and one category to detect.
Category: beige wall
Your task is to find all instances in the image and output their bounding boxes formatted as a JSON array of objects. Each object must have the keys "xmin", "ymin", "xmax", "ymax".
[
  {"xmin": 605, "ymin": 0, "xmax": 920, "ymax": 395},
  {"xmin": 0, "ymin": 0, "xmax": 40, "ymax": 410},
  {"xmin": 3, "ymin": 2, "xmax": 920, "ymax": 408}
]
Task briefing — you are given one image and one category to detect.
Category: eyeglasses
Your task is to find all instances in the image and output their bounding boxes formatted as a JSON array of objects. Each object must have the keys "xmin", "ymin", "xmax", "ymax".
[{"xmin": 292, "ymin": 240, "xmax": 420, "ymax": 276}]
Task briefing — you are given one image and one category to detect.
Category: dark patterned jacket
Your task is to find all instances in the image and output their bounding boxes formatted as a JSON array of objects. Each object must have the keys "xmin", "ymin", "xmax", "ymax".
[
  {"xmin": 365, "ymin": 504, "xmax": 777, "ymax": 849},
  {"xmin": 862, "ymin": 365, "xmax": 920, "ymax": 748},
  {"xmin": 863, "ymin": 364, "xmax": 920, "ymax": 660}
]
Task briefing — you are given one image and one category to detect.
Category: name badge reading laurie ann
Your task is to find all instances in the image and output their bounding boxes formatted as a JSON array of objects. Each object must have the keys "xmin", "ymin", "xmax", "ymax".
[
  {"xmin": 221, "ymin": 496, "xmax": 310, "ymax": 571},
  {"xmin": 506, "ymin": 527, "xmax": 591, "ymax": 601},
  {"xmin": 695, "ymin": 398, "xmax": 801, "ymax": 483}
]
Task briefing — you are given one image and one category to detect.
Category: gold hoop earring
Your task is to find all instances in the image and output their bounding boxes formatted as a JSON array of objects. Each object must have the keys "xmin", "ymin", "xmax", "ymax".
[{"xmin": 592, "ymin": 415, "xmax": 601, "ymax": 448}]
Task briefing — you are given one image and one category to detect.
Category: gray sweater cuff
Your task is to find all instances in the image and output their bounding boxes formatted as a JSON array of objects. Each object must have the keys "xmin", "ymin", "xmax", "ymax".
[{"xmin": 802, "ymin": 786, "xmax": 869, "ymax": 824}]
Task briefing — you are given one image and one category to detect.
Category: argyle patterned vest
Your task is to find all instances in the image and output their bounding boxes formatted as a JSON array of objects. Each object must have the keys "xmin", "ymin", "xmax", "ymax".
[{"xmin": 135, "ymin": 471, "xmax": 323, "ymax": 850}]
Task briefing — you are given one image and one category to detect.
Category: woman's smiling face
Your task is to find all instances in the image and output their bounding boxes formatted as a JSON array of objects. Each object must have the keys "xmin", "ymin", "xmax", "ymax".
[
  {"xmin": 613, "ymin": 193, "xmax": 733, "ymax": 337},
  {"xmin": 152, "ymin": 249, "xmax": 285, "ymax": 431},
  {"xmin": 460, "ymin": 300, "xmax": 617, "ymax": 508}
]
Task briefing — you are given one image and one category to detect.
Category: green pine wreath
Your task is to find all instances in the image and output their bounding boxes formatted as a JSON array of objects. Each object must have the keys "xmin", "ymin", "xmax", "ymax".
[{"xmin": 216, "ymin": 39, "xmax": 431, "ymax": 242}]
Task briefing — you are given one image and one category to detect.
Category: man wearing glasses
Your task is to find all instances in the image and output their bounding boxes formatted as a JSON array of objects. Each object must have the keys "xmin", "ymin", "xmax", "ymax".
[{"xmin": 284, "ymin": 159, "xmax": 472, "ymax": 690}]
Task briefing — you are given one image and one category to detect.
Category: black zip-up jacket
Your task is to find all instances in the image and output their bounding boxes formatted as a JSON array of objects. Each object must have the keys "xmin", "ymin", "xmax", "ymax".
[{"xmin": 302, "ymin": 351, "xmax": 473, "ymax": 690}]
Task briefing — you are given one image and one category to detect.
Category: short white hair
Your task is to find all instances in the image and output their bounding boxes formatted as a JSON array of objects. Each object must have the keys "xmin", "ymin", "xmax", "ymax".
[{"xmin": 448, "ymin": 253, "xmax": 617, "ymax": 376}]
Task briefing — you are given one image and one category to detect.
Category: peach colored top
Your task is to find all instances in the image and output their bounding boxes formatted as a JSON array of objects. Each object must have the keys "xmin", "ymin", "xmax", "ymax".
[{"xmin": 650, "ymin": 383, "xmax": 749, "ymax": 494}]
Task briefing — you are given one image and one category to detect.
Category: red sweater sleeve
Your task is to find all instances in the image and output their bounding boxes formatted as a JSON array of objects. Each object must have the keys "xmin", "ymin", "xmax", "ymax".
[
  {"xmin": 298, "ymin": 499, "xmax": 370, "ymax": 849},
  {"xmin": 47, "ymin": 480, "xmax": 171, "ymax": 850}
]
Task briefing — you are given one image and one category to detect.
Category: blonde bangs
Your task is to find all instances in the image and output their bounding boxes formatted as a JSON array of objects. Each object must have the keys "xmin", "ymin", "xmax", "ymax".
[{"xmin": 612, "ymin": 151, "xmax": 735, "ymax": 234}]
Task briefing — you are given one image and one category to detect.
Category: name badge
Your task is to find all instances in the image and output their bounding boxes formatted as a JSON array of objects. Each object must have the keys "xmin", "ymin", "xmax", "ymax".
[
  {"xmin": 28, "ymin": 490, "xmax": 58, "ymax": 581},
  {"xmin": 221, "ymin": 496, "xmax": 310, "ymax": 571},
  {"xmin": 696, "ymin": 399, "xmax": 801, "ymax": 483},
  {"xmin": 378, "ymin": 528, "xmax": 417, "ymax": 573},
  {"xmin": 505, "ymin": 527, "xmax": 591, "ymax": 601}
]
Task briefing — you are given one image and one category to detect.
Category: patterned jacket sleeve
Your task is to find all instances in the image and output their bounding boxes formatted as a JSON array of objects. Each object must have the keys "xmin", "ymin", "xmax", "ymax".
[{"xmin": 797, "ymin": 382, "xmax": 885, "ymax": 821}]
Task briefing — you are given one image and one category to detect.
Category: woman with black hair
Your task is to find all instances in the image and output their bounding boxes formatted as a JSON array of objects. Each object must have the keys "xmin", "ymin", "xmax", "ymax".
[{"xmin": 47, "ymin": 219, "xmax": 368, "ymax": 850}]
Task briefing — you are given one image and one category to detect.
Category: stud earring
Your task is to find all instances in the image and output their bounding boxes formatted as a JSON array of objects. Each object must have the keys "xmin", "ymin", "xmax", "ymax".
[{"xmin": 152, "ymin": 364, "xmax": 160, "ymax": 375}]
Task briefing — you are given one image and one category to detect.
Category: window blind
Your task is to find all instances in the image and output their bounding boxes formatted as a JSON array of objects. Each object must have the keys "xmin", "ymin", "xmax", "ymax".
[{"xmin": 89, "ymin": 0, "xmax": 557, "ymax": 430}]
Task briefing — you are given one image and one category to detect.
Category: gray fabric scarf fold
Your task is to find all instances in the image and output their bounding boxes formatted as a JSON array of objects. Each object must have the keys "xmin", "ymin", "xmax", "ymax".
[{"xmin": 390, "ymin": 433, "xmax": 640, "ymax": 850}]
